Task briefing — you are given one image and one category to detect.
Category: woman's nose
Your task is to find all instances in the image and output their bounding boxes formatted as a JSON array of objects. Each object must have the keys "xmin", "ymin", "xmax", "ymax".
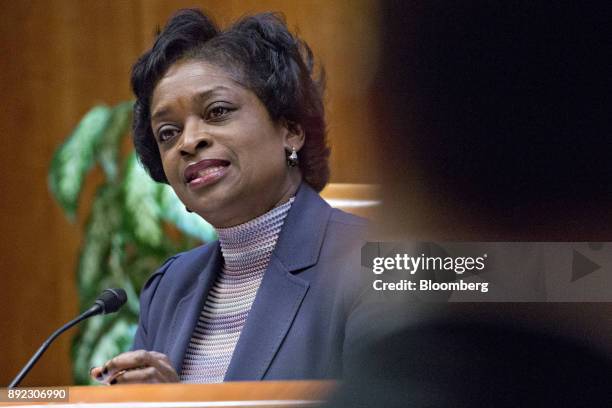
[{"xmin": 179, "ymin": 119, "xmax": 211, "ymax": 156}]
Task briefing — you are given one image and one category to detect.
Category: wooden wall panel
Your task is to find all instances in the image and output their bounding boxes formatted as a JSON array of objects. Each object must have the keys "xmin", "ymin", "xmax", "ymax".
[
  {"xmin": 0, "ymin": 0, "xmax": 380, "ymax": 386},
  {"xmin": 0, "ymin": 0, "xmax": 143, "ymax": 387}
]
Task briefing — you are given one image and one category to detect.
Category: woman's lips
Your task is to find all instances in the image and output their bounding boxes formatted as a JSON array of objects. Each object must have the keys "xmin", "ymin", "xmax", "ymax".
[{"xmin": 184, "ymin": 159, "xmax": 230, "ymax": 189}]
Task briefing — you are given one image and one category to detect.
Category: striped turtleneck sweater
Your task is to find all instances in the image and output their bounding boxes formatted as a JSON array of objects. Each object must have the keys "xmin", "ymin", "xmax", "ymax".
[{"xmin": 179, "ymin": 198, "xmax": 295, "ymax": 383}]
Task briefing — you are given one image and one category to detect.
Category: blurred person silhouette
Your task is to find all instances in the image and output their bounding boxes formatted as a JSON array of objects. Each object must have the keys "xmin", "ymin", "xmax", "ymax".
[{"xmin": 328, "ymin": 1, "xmax": 612, "ymax": 406}]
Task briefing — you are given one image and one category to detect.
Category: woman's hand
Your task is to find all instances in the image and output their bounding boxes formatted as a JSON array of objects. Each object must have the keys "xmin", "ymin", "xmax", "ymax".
[{"xmin": 90, "ymin": 350, "xmax": 179, "ymax": 385}]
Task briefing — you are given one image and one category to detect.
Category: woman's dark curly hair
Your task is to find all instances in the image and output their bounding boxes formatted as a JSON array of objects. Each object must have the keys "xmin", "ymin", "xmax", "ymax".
[{"xmin": 131, "ymin": 9, "xmax": 329, "ymax": 191}]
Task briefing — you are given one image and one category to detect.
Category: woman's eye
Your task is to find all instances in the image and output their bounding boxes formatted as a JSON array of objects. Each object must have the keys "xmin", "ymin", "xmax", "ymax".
[
  {"xmin": 157, "ymin": 126, "xmax": 180, "ymax": 142},
  {"xmin": 207, "ymin": 106, "xmax": 232, "ymax": 121}
]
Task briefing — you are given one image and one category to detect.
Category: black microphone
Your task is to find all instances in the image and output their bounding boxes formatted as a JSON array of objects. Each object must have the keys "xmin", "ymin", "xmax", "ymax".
[{"xmin": 8, "ymin": 288, "xmax": 127, "ymax": 388}]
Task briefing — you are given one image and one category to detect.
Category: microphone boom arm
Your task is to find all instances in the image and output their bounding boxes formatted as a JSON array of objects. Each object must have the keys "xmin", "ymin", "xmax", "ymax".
[
  {"xmin": 8, "ymin": 305, "xmax": 100, "ymax": 389},
  {"xmin": 8, "ymin": 288, "xmax": 127, "ymax": 388}
]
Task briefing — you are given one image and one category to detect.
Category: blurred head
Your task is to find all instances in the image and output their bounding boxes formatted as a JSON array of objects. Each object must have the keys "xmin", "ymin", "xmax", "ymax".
[
  {"xmin": 376, "ymin": 1, "xmax": 612, "ymax": 240},
  {"xmin": 131, "ymin": 9, "xmax": 328, "ymax": 226},
  {"xmin": 333, "ymin": 5, "xmax": 612, "ymax": 407}
]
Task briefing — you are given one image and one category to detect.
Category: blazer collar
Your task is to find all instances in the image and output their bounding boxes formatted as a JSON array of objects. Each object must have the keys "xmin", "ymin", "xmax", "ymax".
[{"xmin": 272, "ymin": 182, "xmax": 332, "ymax": 272}]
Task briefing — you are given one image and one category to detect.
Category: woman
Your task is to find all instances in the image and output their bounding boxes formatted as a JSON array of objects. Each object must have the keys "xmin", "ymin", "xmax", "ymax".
[{"xmin": 90, "ymin": 9, "xmax": 367, "ymax": 384}]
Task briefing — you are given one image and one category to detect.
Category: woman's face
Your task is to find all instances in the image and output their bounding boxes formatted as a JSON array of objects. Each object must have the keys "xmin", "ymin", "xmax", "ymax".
[{"xmin": 150, "ymin": 59, "xmax": 303, "ymax": 227}]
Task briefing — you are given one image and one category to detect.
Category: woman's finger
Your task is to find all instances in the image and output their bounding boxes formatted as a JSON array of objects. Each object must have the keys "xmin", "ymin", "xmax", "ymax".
[
  {"xmin": 100, "ymin": 350, "xmax": 179, "ymax": 383},
  {"xmin": 89, "ymin": 366, "xmax": 104, "ymax": 383},
  {"xmin": 102, "ymin": 350, "xmax": 151, "ymax": 379},
  {"xmin": 110, "ymin": 366, "xmax": 164, "ymax": 384},
  {"xmin": 147, "ymin": 351, "xmax": 179, "ymax": 382}
]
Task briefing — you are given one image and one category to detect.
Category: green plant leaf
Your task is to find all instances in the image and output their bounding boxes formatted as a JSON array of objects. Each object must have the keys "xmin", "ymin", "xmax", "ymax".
[
  {"xmin": 87, "ymin": 318, "xmax": 135, "ymax": 384},
  {"xmin": 124, "ymin": 251, "xmax": 164, "ymax": 309},
  {"xmin": 72, "ymin": 315, "xmax": 136, "ymax": 385},
  {"xmin": 48, "ymin": 105, "xmax": 113, "ymax": 219},
  {"xmin": 159, "ymin": 185, "xmax": 217, "ymax": 242},
  {"xmin": 122, "ymin": 154, "xmax": 164, "ymax": 247},
  {"xmin": 97, "ymin": 101, "xmax": 133, "ymax": 182},
  {"xmin": 77, "ymin": 185, "xmax": 122, "ymax": 308},
  {"xmin": 119, "ymin": 272, "xmax": 141, "ymax": 315}
]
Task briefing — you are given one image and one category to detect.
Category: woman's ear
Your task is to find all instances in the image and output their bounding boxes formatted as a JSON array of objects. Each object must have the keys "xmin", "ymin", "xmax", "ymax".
[{"xmin": 282, "ymin": 120, "xmax": 305, "ymax": 151}]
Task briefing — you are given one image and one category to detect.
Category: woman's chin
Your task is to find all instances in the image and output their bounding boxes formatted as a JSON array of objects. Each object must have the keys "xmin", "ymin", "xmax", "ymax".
[{"xmin": 187, "ymin": 188, "xmax": 242, "ymax": 223}]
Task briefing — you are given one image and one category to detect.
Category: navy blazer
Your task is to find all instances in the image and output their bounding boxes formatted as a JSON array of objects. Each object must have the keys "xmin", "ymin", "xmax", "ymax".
[{"xmin": 132, "ymin": 183, "xmax": 368, "ymax": 381}]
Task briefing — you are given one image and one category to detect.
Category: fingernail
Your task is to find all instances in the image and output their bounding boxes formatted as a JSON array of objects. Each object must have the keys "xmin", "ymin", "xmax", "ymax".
[
  {"xmin": 110, "ymin": 378, "xmax": 117, "ymax": 385},
  {"xmin": 102, "ymin": 367, "xmax": 108, "ymax": 376}
]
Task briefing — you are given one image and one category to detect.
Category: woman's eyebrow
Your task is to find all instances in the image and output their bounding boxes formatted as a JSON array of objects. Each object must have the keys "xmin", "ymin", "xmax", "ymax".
[
  {"xmin": 194, "ymin": 86, "xmax": 232, "ymax": 104},
  {"xmin": 151, "ymin": 107, "xmax": 171, "ymax": 123}
]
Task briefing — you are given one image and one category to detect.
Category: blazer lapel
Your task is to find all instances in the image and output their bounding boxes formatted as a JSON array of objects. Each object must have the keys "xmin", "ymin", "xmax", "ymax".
[
  {"xmin": 224, "ymin": 183, "xmax": 332, "ymax": 380},
  {"xmin": 167, "ymin": 244, "xmax": 222, "ymax": 372},
  {"xmin": 224, "ymin": 255, "xmax": 309, "ymax": 380}
]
